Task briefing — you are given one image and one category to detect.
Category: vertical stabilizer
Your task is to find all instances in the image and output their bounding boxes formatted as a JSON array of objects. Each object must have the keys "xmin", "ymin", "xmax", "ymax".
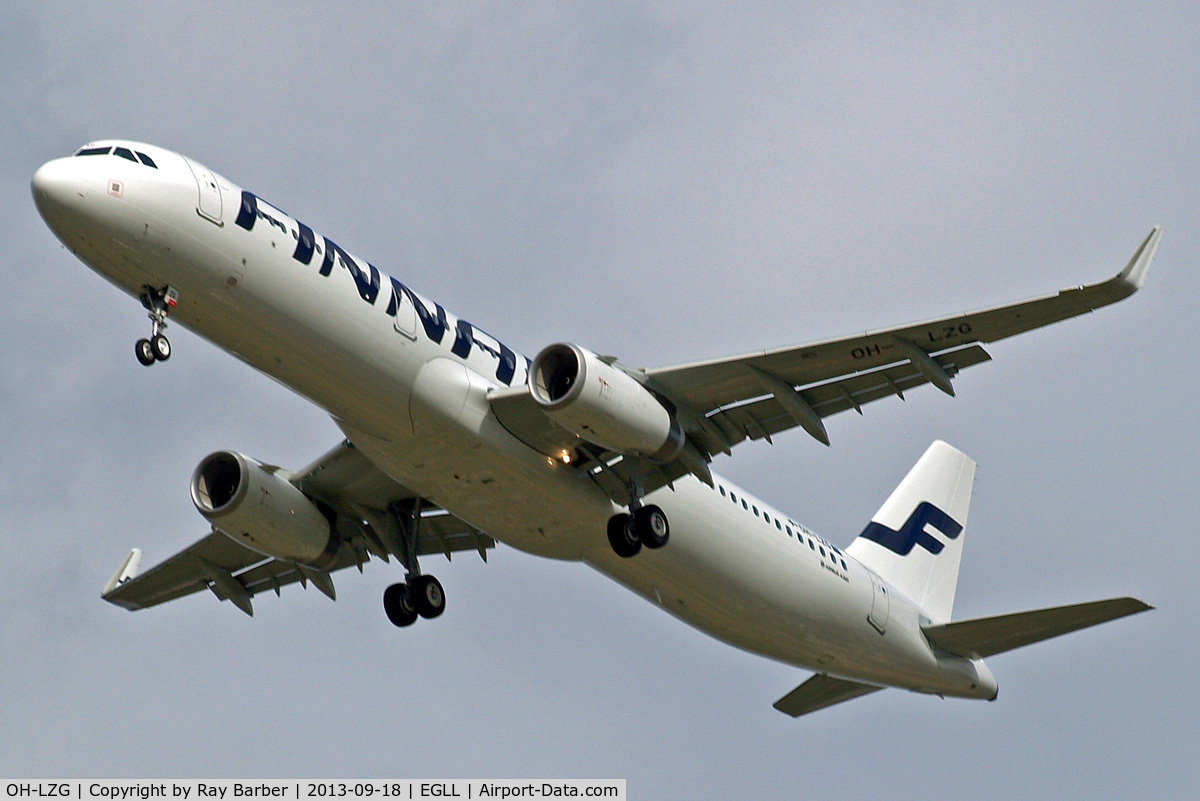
[{"xmin": 846, "ymin": 441, "xmax": 975, "ymax": 623}]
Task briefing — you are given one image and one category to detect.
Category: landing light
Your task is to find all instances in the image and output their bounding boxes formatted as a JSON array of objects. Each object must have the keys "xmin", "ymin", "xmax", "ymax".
[{"xmin": 560, "ymin": 450, "xmax": 572, "ymax": 464}]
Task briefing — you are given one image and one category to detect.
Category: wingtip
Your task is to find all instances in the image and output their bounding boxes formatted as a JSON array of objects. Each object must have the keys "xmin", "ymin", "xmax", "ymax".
[
  {"xmin": 1117, "ymin": 225, "xmax": 1163, "ymax": 292},
  {"xmin": 101, "ymin": 547, "xmax": 143, "ymax": 596},
  {"xmin": 1128, "ymin": 597, "xmax": 1154, "ymax": 613}
]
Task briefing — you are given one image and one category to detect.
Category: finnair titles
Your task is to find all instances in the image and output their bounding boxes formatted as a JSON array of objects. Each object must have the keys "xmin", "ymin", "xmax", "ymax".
[
  {"xmin": 237, "ymin": 189, "xmax": 524, "ymax": 388},
  {"xmin": 32, "ymin": 140, "xmax": 1155, "ymax": 717}
]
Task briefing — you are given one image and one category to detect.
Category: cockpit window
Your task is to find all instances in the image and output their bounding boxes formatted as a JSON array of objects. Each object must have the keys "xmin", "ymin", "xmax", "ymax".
[{"xmin": 72, "ymin": 145, "xmax": 158, "ymax": 169}]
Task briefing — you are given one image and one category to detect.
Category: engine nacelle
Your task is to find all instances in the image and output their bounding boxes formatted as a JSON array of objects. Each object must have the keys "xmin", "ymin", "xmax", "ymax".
[
  {"xmin": 190, "ymin": 451, "xmax": 339, "ymax": 569},
  {"xmin": 529, "ymin": 343, "xmax": 684, "ymax": 461}
]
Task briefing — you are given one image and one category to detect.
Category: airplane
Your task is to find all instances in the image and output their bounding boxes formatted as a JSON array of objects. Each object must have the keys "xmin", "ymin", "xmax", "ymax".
[{"xmin": 31, "ymin": 140, "xmax": 1156, "ymax": 717}]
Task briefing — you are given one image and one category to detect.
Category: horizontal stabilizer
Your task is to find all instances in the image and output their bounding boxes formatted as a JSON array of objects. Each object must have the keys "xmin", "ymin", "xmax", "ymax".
[
  {"xmin": 773, "ymin": 673, "xmax": 883, "ymax": 718},
  {"xmin": 922, "ymin": 597, "xmax": 1152, "ymax": 659}
]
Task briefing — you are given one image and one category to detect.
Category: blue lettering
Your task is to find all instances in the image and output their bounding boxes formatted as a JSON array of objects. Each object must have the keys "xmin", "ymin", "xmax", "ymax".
[
  {"xmin": 465, "ymin": 324, "xmax": 518, "ymax": 385},
  {"xmin": 386, "ymin": 278, "xmax": 447, "ymax": 343},
  {"xmin": 256, "ymin": 209, "xmax": 287, "ymax": 235},
  {"xmin": 452, "ymin": 319, "xmax": 473, "ymax": 358},
  {"xmin": 238, "ymin": 191, "xmax": 525, "ymax": 384},
  {"xmin": 235, "ymin": 191, "xmax": 258, "ymax": 230},
  {"xmin": 293, "ymin": 221, "xmax": 315, "ymax": 264},
  {"xmin": 319, "ymin": 237, "xmax": 380, "ymax": 304}
]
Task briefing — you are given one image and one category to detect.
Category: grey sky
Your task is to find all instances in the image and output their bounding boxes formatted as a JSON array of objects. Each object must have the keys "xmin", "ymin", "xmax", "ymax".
[{"xmin": 2, "ymin": 2, "xmax": 1196, "ymax": 798}]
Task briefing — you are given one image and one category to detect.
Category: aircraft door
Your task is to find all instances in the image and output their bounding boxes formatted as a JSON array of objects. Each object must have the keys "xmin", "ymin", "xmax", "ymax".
[
  {"xmin": 185, "ymin": 158, "xmax": 224, "ymax": 225},
  {"xmin": 393, "ymin": 291, "xmax": 417, "ymax": 340},
  {"xmin": 867, "ymin": 570, "xmax": 889, "ymax": 634}
]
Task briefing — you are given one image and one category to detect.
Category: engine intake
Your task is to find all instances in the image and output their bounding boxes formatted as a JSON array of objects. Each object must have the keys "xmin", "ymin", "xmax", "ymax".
[
  {"xmin": 191, "ymin": 451, "xmax": 338, "ymax": 569},
  {"xmin": 529, "ymin": 343, "xmax": 683, "ymax": 461}
]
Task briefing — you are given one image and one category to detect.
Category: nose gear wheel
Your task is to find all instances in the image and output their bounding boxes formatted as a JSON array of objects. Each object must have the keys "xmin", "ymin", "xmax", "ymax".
[{"xmin": 136, "ymin": 284, "xmax": 178, "ymax": 365}]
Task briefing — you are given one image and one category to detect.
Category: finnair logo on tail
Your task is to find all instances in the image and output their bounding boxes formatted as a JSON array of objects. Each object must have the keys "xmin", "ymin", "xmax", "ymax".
[{"xmin": 859, "ymin": 502, "xmax": 963, "ymax": 556}]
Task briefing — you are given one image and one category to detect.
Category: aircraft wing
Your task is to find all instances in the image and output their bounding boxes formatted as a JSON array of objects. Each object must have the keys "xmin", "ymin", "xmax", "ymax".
[
  {"xmin": 101, "ymin": 440, "xmax": 494, "ymax": 615},
  {"xmin": 646, "ymin": 226, "xmax": 1161, "ymax": 453},
  {"xmin": 492, "ymin": 228, "xmax": 1159, "ymax": 504}
]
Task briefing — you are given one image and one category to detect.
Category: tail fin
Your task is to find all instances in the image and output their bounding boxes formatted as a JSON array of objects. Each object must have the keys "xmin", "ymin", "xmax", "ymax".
[{"xmin": 846, "ymin": 440, "xmax": 975, "ymax": 623}]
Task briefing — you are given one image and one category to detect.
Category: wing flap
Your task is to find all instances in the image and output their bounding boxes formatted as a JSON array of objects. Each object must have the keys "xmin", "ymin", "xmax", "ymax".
[
  {"xmin": 922, "ymin": 597, "xmax": 1152, "ymax": 659},
  {"xmin": 711, "ymin": 345, "xmax": 991, "ymax": 447},
  {"xmin": 773, "ymin": 673, "xmax": 884, "ymax": 717}
]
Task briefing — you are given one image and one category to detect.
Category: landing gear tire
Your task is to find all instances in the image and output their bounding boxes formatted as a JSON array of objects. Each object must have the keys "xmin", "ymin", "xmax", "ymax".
[
  {"xmin": 150, "ymin": 333, "xmax": 171, "ymax": 361},
  {"xmin": 135, "ymin": 338, "xmax": 156, "ymax": 366},
  {"xmin": 607, "ymin": 513, "xmax": 642, "ymax": 558},
  {"xmin": 634, "ymin": 504, "xmax": 669, "ymax": 549},
  {"xmin": 410, "ymin": 574, "xmax": 446, "ymax": 619},
  {"xmin": 383, "ymin": 582, "xmax": 418, "ymax": 627}
]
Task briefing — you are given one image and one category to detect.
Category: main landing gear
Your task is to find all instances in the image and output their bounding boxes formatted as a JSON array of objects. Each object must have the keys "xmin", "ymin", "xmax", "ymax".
[
  {"xmin": 383, "ymin": 574, "xmax": 445, "ymax": 627},
  {"xmin": 605, "ymin": 462, "xmax": 670, "ymax": 558},
  {"xmin": 135, "ymin": 284, "xmax": 178, "ymax": 366},
  {"xmin": 607, "ymin": 504, "xmax": 669, "ymax": 558},
  {"xmin": 380, "ymin": 500, "xmax": 447, "ymax": 628}
]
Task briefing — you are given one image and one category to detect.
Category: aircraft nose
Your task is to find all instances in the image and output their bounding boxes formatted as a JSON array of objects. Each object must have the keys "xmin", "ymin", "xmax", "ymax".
[{"xmin": 31, "ymin": 157, "xmax": 86, "ymax": 221}]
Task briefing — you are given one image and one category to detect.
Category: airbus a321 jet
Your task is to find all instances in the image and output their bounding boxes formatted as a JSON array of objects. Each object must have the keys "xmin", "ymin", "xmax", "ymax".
[{"xmin": 32, "ymin": 141, "xmax": 1156, "ymax": 717}]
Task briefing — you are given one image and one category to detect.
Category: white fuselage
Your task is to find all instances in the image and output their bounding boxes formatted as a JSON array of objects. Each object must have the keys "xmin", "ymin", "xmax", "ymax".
[{"xmin": 32, "ymin": 141, "xmax": 996, "ymax": 700}]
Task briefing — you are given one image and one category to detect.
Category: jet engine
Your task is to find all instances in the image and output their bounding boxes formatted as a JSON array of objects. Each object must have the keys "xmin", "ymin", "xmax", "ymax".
[
  {"xmin": 190, "ymin": 451, "xmax": 339, "ymax": 568},
  {"xmin": 529, "ymin": 343, "xmax": 684, "ymax": 461}
]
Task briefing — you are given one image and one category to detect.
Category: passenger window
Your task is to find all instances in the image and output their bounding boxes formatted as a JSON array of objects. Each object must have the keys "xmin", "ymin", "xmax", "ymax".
[
  {"xmin": 786, "ymin": 526, "xmax": 793, "ymax": 537},
  {"xmin": 135, "ymin": 151, "xmax": 158, "ymax": 168},
  {"xmin": 113, "ymin": 147, "xmax": 138, "ymax": 163},
  {"xmin": 741, "ymin": 500, "xmax": 748, "ymax": 510},
  {"xmin": 775, "ymin": 520, "xmax": 782, "ymax": 530},
  {"xmin": 763, "ymin": 513, "xmax": 770, "ymax": 523},
  {"xmin": 819, "ymin": 547, "xmax": 826, "ymax": 558},
  {"xmin": 809, "ymin": 541, "xmax": 815, "ymax": 550},
  {"xmin": 841, "ymin": 559, "xmax": 848, "ymax": 570},
  {"xmin": 719, "ymin": 486, "xmax": 726, "ymax": 497},
  {"xmin": 730, "ymin": 492, "xmax": 737, "ymax": 503},
  {"xmin": 752, "ymin": 506, "xmax": 759, "ymax": 517}
]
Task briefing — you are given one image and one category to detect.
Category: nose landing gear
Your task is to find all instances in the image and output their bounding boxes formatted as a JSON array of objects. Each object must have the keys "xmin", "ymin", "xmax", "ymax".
[{"xmin": 135, "ymin": 285, "xmax": 178, "ymax": 366}]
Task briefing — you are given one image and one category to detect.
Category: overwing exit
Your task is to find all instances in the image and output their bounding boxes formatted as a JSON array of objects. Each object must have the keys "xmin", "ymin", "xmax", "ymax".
[{"xmin": 33, "ymin": 141, "xmax": 1156, "ymax": 716}]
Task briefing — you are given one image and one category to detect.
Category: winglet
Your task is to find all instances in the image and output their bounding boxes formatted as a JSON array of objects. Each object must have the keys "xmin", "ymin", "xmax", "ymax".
[
  {"xmin": 1116, "ymin": 226, "xmax": 1162, "ymax": 294},
  {"xmin": 102, "ymin": 548, "xmax": 143, "ymax": 596}
]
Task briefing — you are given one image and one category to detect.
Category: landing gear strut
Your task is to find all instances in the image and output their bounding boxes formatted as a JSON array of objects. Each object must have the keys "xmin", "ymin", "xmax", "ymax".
[
  {"xmin": 135, "ymin": 284, "xmax": 177, "ymax": 366},
  {"xmin": 605, "ymin": 460, "xmax": 669, "ymax": 558},
  {"xmin": 380, "ymin": 500, "xmax": 447, "ymax": 627}
]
